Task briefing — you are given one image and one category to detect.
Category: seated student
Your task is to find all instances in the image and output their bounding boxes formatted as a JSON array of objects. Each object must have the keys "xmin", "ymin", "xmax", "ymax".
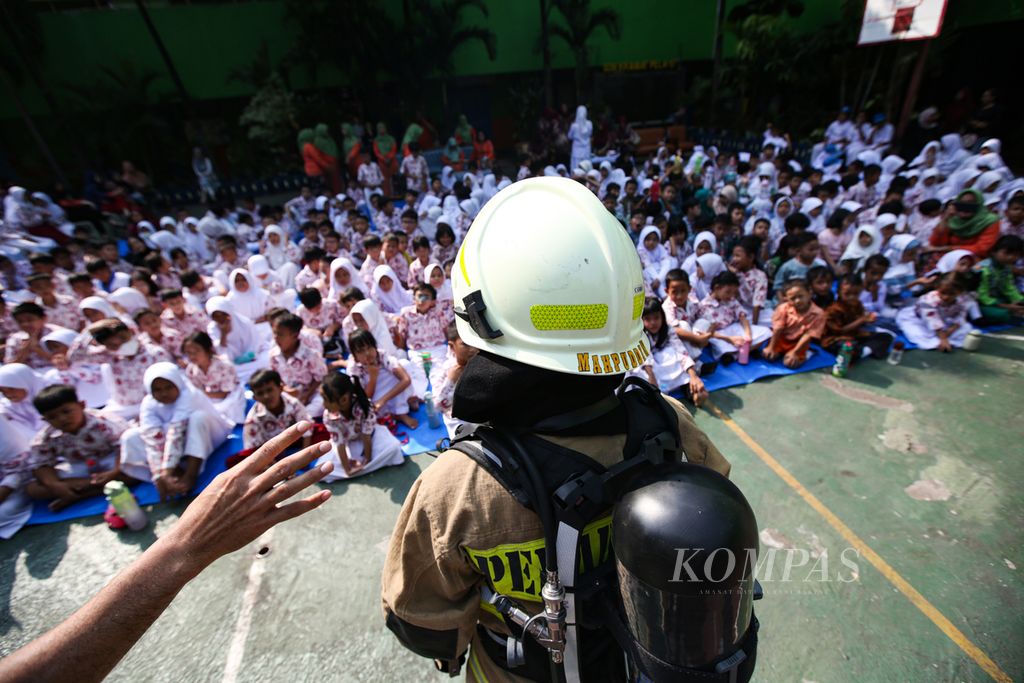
[
  {"xmin": 773, "ymin": 232, "xmax": 825, "ymax": 297},
  {"xmin": 907, "ymin": 198, "xmax": 943, "ymax": 241},
  {"xmin": 859, "ymin": 254, "xmax": 897, "ymax": 324},
  {"xmin": 297, "ymin": 221, "xmax": 321, "ymax": 252},
  {"xmin": 764, "ymin": 279, "xmax": 826, "ymax": 368},
  {"xmin": 635, "ymin": 298, "xmax": 707, "ymax": 405},
  {"xmin": 25, "ymin": 384, "xmax": 132, "ymax": 512},
  {"xmin": 67, "ymin": 272, "xmax": 101, "ymax": 302},
  {"xmin": 159, "ymin": 288, "xmax": 209, "ymax": 338},
  {"xmin": 431, "ymin": 222, "xmax": 458, "ymax": 265},
  {"xmin": 247, "ymin": 254, "xmax": 296, "ymax": 311},
  {"xmin": 730, "ymin": 236, "xmax": 771, "ymax": 325},
  {"xmin": 134, "ymin": 308, "xmax": 183, "ymax": 361},
  {"xmin": 975, "ymin": 234, "xmax": 1024, "ymax": 324},
  {"xmin": 180, "ymin": 269, "xmax": 217, "ymax": 311},
  {"xmin": 120, "ymin": 363, "xmax": 233, "ymax": 500},
  {"xmin": 897, "ymin": 273, "xmax": 974, "ymax": 351},
  {"xmin": 327, "ymin": 257, "xmax": 362, "ymax": 307},
  {"xmin": 818, "ymin": 209, "xmax": 853, "ymax": 272},
  {"xmin": 297, "ymin": 287, "xmax": 345, "ymax": 357},
  {"xmin": 227, "ymin": 268, "xmax": 271, "ymax": 324},
  {"xmin": 0, "ymin": 415, "xmax": 32, "ymax": 539},
  {"xmin": 317, "ymin": 372, "xmax": 405, "ymax": 480},
  {"xmin": 662, "ymin": 268, "xmax": 713, "ymax": 362},
  {"xmin": 679, "ymin": 230, "xmax": 717, "ymax": 278},
  {"xmin": 382, "ymin": 232, "xmax": 409, "ymax": 285},
  {"xmin": 689, "ymin": 253, "xmax": 725, "ymax": 301},
  {"xmin": 359, "ymin": 235, "xmax": 385, "ymax": 290},
  {"xmin": 433, "ymin": 321, "xmax": 479, "ymax": 439},
  {"xmin": 822, "ymin": 274, "xmax": 895, "ymax": 363},
  {"xmin": 371, "ymin": 264, "xmax": 412, "ymax": 315},
  {"xmin": 347, "ymin": 329, "xmax": 418, "ymax": 430},
  {"xmin": 6, "ymin": 302, "xmax": 66, "ymax": 370},
  {"xmin": 41, "ymin": 328, "xmax": 108, "ymax": 408},
  {"xmin": 697, "ymin": 271, "xmax": 772, "ymax": 360},
  {"xmin": 0, "ymin": 363, "xmax": 50, "ymax": 443},
  {"xmin": 807, "ymin": 265, "xmax": 835, "ymax": 309},
  {"xmin": 1003, "ymin": 195, "xmax": 1024, "ymax": 239},
  {"xmin": 68, "ymin": 319, "xmax": 172, "ymax": 420},
  {"xmin": 747, "ymin": 218, "xmax": 774, "ymax": 264},
  {"xmin": 268, "ymin": 308, "xmax": 327, "ymax": 412},
  {"xmin": 882, "ymin": 234, "xmax": 932, "ymax": 300},
  {"xmin": 425, "ymin": 263, "xmax": 455, "ymax": 314},
  {"xmin": 406, "ymin": 236, "xmax": 432, "ymax": 289},
  {"xmin": 396, "ymin": 283, "xmax": 449, "ymax": 388},
  {"xmin": 295, "ymin": 247, "xmax": 327, "ymax": 295},
  {"xmin": 182, "ymin": 331, "xmax": 246, "ymax": 425},
  {"xmin": 239, "ymin": 369, "xmax": 312, "ymax": 463},
  {"xmin": 27, "ymin": 273, "xmax": 83, "ymax": 331},
  {"xmin": 204, "ymin": 296, "xmax": 269, "ymax": 385},
  {"xmin": 86, "ymin": 258, "xmax": 130, "ymax": 294},
  {"xmin": 637, "ymin": 226, "xmax": 672, "ymax": 298}
]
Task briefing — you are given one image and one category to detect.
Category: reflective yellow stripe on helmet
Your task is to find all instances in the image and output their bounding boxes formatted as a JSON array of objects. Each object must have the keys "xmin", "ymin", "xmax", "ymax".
[
  {"xmin": 530, "ymin": 304, "xmax": 608, "ymax": 331},
  {"xmin": 631, "ymin": 293, "xmax": 644, "ymax": 320}
]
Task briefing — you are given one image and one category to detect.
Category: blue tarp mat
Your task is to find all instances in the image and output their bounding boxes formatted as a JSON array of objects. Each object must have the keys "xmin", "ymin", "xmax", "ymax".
[
  {"xmin": 25, "ymin": 401, "xmax": 449, "ymax": 526},
  {"xmin": 699, "ymin": 345, "xmax": 837, "ymax": 393}
]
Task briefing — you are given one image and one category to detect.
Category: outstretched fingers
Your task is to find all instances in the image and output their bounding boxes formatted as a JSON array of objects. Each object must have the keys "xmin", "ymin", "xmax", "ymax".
[
  {"xmin": 240, "ymin": 421, "xmax": 313, "ymax": 477},
  {"xmin": 264, "ymin": 456, "xmax": 334, "ymax": 507},
  {"xmin": 252, "ymin": 439, "xmax": 331, "ymax": 493},
  {"xmin": 267, "ymin": 489, "xmax": 333, "ymax": 526}
]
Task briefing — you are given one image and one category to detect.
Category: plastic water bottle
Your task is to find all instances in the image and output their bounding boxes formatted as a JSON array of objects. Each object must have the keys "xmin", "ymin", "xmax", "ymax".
[
  {"xmin": 104, "ymin": 481, "xmax": 148, "ymax": 531},
  {"xmin": 887, "ymin": 341, "xmax": 905, "ymax": 366},
  {"xmin": 832, "ymin": 341, "xmax": 853, "ymax": 378},
  {"xmin": 420, "ymin": 351, "xmax": 432, "ymax": 378},
  {"xmin": 963, "ymin": 330, "xmax": 983, "ymax": 352},
  {"xmin": 423, "ymin": 391, "xmax": 442, "ymax": 429},
  {"xmin": 737, "ymin": 340, "xmax": 751, "ymax": 365}
]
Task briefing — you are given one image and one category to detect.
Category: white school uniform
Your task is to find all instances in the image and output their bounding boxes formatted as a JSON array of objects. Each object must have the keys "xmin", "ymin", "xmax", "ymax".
[
  {"xmin": 0, "ymin": 416, "xmax": 32, "ymax": 539},
  {"xmin": 318, "ymin": 424, "xmax": 405, "ymax": 481}
]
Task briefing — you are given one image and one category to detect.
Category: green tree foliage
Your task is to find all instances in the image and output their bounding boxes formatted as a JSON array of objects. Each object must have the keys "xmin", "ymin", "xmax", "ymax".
[
  {"xmin": 549, "ymin": 0, "xmax": 621, "ymax": 104},
  {"xmin": 238, "ymin": 72, "xmax": 297, "ymax": 158}
]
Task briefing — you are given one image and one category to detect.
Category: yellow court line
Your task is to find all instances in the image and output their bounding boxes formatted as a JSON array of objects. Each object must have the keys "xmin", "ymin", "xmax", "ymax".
[{"xmin": 705, "ymin": 399, "xmax": 1014, "ymax": 683}]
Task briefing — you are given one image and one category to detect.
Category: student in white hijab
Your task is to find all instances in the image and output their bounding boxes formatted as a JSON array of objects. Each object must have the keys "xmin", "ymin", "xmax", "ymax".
[
  {"xmin": 0, "ymin": 363, "xmax": 51, "ymax": 442},
  {"xmin": 344, "ymin": 299, "xmax": 428, "ymax": 397},
  {"xmin": 177, "ymin": 216, "xmax": 210, "ymax": 262},
  {"xmin": 371, "ymin": 264, "xmax": 413, "ymax": 315},
  {"xmin": 680, "ymin": 231, "xmax": 719, "ymax": 276},
  {"xmin": 78, "ymin": 296, "xmax": 129, "ymax": 326},
  {"xmin": 800, "ymin": 197, "xmax": 826, "ymax": 234},
  {"xmin": 568, "ymin": 105, "xmax": 593, "ymax": 170},
  {"xmin": 910, "ymin": 140, "xmax": 940, "ymax": 170},
  {"xmin": 328, "ymin": 257, "xmax": 362, "ymax": 303},
  {"xmin": 226, "ymin": 268, "xmax": 269, "ymax": 322},
  {"xmin": 109, "ymin": 287, "xmax": 150, "ymax": 315},
  {"xmin": 840, "ymin": 224, "xmax": 883, "ymax": 272},
  {"xmin": 424, "ymin": 263, "xmax": 453, "ymax": 303},
  {"xmin": 247, "ymin": 254, "xmax": 295, "ymax": 310},
  {"xmin": 636, "ymin": 225, "xmax": 672, "ymax": 298},
  {"xmin": 689, "ymin": 253, "xmax": 726, "ymax": 301},
  {"xmin": 40, "ymin": 327, "xmax": 109, "ymax": 408},
  {"xmin": 936, "ymin": 133, "xmax": 969, "ymax": 176},
  {"xmin": 0, "ymin": 414, "xmax": 33, "ymax": 539},
  {"xmin": 119, "ymin": 362, "xmax": 232, "ymax": 496},
  {"xmin": 205, "ymin": 296, "xmax": 268, "ymax": 384},
  {"xmin": 260, "ymin": 225, "xmax": 301, "ymax": 287}
]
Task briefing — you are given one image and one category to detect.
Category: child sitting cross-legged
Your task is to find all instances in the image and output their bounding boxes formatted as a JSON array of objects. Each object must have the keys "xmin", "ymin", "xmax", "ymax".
[
  {"xmin": 975, "ymin": 234, "xmax": 1024, "ymax": 325},
  {"xmin": 316, "ymin": 373, "xmax": 405, "ymax": 480},
  {"xmin": 636, "ymin": 298, "xmax": 707, "ymax": 406},
  {"xmin": 269, "ymin": 313, "xmax": 327, "ymax": 418},
  {"xmin": 822, "ymin": 274, "xmax": 895, "ymax": 364},
  {"xmin": 347, "ymin": 329, "xmax": 419, "ymax": 430},
  {"xmin": 235, "ymin": 369, "xmax": 313, "ymax": 466},
  {"xmin": 120, "ymin": 363, "xmax": 233, "ymax": 501},
  {"xmin": 25, "ymin": 384, "xmax": 133, "ymax": 512},
  {"xmin": 763, "ymin": 279, "xmax": 826, "ymax": 368},
  {"xmin": 896, "ymin": 273, "xmax": 974, "ymax": 352},
  {"xmin": 182, "ymin": 331, "xmax": 246, "ymax": 425},
  {"xmin": 396, "ymin": 283, "xmax": 450, "ymax": 388},
  {"xmin": 662, "ymin": 268, "xmax": 713, "ymax": 362},
  {"xmin": 696, "ymin": 271, "xmax": 772, "ymax": 361}
]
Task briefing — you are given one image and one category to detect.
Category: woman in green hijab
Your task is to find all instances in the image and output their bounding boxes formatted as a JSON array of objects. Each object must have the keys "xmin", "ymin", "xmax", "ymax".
[
  {"xmin": 441, "ymin": 137, "xmax": 464, "ymax": 172},
  {"xmin": 342, "ymin": 122, "xmax": 362, "ymax": 178},
  {"xmin": 453, "ymin": 114, "xmax": 474, "ymax": 145},
  {"xmin": 373, "ymin": 122, "xmax": 398, "ymax": 196},
  {"xmin": 929, "ymin": 188, "xmax": 1001, "ymax": 257},
  {"xmin": 313, "ymin": 123, "xmax": 341, "ymax": 192},
  {"xmin": 401, "ymin": 123, "xmax": 423, "ymax": 158}
]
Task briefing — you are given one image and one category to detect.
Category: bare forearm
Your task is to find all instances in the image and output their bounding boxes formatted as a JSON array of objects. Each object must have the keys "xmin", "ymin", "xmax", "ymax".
[{"xmin": 0, "ymin": 536, "xmax": 199, "ymax": 683}]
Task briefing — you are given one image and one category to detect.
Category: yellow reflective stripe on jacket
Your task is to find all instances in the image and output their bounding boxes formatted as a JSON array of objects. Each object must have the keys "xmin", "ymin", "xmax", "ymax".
[
  {"xmin": 468, "ymin": 646, "xmax": 490, "ymax": 682},
  {"xmin": 465, "ymin": 514, "xmax": 613, "ymax": 603}
]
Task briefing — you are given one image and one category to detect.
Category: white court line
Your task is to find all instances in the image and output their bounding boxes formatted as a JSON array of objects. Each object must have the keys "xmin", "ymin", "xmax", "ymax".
[
  {"xmin": 981, "ymin": 332, "xmax": 1024, "ymax": 342},
  {"xmin": 221, "ymin": 527, "xmax": 275, "ymax": 683}
]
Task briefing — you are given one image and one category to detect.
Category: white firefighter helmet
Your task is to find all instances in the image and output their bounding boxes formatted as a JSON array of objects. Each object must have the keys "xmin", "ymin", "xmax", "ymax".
[{"xmin": 451, "ymin": 176, "xmax": 649, "ymax": 376}]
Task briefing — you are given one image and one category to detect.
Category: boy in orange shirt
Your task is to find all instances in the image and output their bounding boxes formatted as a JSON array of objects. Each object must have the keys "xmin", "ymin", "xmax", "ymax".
[{"xmin": 763, "ymin": 279, "xmax": 826, "ymax": 368}]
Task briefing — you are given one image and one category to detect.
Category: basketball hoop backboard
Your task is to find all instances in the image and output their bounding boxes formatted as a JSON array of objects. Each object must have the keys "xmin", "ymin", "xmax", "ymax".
[{"xmin": 858, "ymin": 0, "xmax": 948, "ymax": 45}]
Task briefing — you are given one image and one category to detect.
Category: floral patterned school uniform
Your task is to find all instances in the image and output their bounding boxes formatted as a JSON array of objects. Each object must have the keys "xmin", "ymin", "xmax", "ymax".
[
  {"xmin": 317, "ymin": 402, "xmax": 405, "ymax": 481},
  {"xmin": 661, "ymin": 295, "xmax": 708, "ymax": 360},
  {"xmin": 430, "ymin": 243, "xmax": 457, "ymax": 266},
  {"xmin": 68, "ymin": 341, "xmax": 172, "ymax": 419},
  {"xmin": 141, "ymin": 326, "xmax": 184, "ymax": 362},
  {"xmin": 269, "ymin": 341, "xmax": 327, "ymax": 416},
  {"xmin": 349, "ymin": 352, "xmax": 414, "ymax": 417},
  {"xmin": 697, "ymin": 295, "xmax": 773, "ymax": 359},
  {"xmin": 186, "ymin": 353, "xmax": 246, "ymax": 424},
  {"xmin": 4, "ymin": 324, "xmax": 68, "ymax": 370},
  {"xmin": 387, "ymin": 253, "xmax": 410, "ymax": 286},
  {"xmin": 242, "ymin": 392, "xmax": 311, "ymax": 451},
  {"xmin": 294, "ymin": 266, "xmax": 326, "ymax": 296},
  {"xmin": 735, "ymin": 267, "xmax": 772, "ymax": 325},
  {"xmin": 39, "ymin": 294, "xmax": 84, "ymax": 331},
  {"xmin": 396, "ymin": 304, "xmax": 449, "ymax": 387},
  {"xmin": 298, "ymin": 299, "xmax": 345, "ymax": 334},
  {"xmin": 28, "ymin": 410, "xmax": 127, "ymax": 478},
  {"xmin": 160, "ymin": 306, "xmax": 209, "ymax": 338},
  {"xmin": 896, "ymin": 290, "xmax": 973, "ymax": 350}
]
